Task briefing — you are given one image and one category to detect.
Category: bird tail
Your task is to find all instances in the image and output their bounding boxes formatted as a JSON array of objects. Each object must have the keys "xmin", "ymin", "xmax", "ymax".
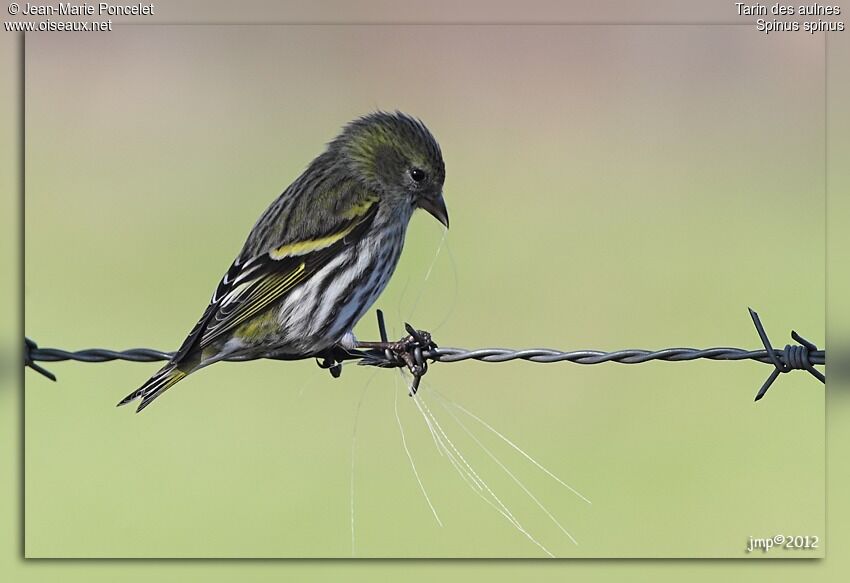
[{"xmin": 118, "ymin": 363, "xmax": 189, "ymax": 413}]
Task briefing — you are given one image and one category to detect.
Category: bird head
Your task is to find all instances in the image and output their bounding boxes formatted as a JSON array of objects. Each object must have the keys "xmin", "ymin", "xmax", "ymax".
[{"xmin": 333, "ymin": 111, "xmax": 449, "ymax": 228}]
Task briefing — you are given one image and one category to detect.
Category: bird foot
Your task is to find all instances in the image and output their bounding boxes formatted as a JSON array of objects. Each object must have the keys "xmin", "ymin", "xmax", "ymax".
[{"xmin": 316, "ymin": 355, "xmax": 343, "ymax": 378}]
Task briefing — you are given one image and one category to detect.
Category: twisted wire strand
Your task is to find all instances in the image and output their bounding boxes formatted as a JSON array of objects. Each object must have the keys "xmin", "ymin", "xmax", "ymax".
[
  {"xmin": 25, "ymin": 345, "xmax": 824, "ymax": 366},
  {"xmin": 23, "ymin": 308, "xmax": 826, "ymax": 401}
]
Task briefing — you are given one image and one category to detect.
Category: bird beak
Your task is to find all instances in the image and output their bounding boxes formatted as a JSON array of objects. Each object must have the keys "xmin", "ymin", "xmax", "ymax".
[{"xmin": 418, "ymin": 192, "xmax": 450, "ymax": 228}]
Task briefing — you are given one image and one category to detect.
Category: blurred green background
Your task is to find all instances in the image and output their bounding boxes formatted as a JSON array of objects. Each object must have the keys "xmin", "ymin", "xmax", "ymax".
[{"xmin": 20, "ymin": 25, "xmax": 825, "ymax": 559}]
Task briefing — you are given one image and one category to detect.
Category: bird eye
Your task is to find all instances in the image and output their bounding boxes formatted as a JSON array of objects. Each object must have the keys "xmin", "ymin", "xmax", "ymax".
[{"xmin": 409, "ymin": 168, "xmax": 426, "ymax": 183}]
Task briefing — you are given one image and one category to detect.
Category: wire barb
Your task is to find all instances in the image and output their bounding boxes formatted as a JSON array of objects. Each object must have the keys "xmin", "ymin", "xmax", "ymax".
[
  {"xmin": 24, "ymin": 337, "xmax": 56, "ymax": 382},
  {"xmin": 748, "ymin": 308, "xmax": 825, "ymax": 402},
  {"xmin": 357, "ymin": 310, "xmax": 438, "ymax": 396},
  {"xmin": 23, "ymin": 308, "xmax": 825, "ymax": 401}
]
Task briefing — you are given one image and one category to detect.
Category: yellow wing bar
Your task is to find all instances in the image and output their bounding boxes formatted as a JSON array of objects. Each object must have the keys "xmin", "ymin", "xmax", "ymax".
[{"xmin": 269, "ymin": 198, "xmax": 377, "ymax": 260}]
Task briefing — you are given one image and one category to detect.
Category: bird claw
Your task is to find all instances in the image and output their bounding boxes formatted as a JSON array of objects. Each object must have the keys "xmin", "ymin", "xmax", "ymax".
[{"xmin": 316, "ymin": 355, "xmax": 343, "ymax": 378}]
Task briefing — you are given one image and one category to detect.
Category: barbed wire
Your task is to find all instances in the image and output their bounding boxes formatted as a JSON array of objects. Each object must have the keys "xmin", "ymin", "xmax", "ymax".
[{"xmin": 24, "ymin": 308, "xmax": 824, "ymax": 401}]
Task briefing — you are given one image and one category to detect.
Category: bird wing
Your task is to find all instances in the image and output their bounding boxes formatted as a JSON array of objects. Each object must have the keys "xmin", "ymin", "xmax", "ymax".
[{"xmin": 171, "ymin": 199, "xmax": 379, "ymax": 362}]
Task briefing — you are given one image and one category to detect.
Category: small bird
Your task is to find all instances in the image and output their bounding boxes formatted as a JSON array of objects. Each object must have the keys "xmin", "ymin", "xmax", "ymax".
[{"xmin": 119, "ymin": 111, "xmax": 448, "ymax": 412}]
